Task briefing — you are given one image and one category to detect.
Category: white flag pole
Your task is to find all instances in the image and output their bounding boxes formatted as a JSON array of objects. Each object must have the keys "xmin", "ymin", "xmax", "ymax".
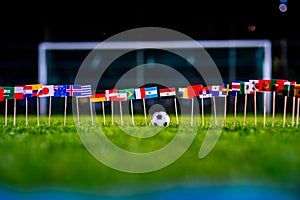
[
  {"xmin": 272, "ymin": 91, "xmax": 276, "ymax": 127},
  {"xmin": 201, "ymin": 97, "xmax": 204, "ymax": 126},
  {"xmin": 292, "ymin": 96, "xmax": 295, "ymax": 127},
  {"xmin": 143, "ymin": 98, "xmax": 147, "ymax": 125},
  {"xmin": 296, "ymin": 98, "xmax": 300, "ymax": 127},
  {"xmin": 36, "ymin": 96, "xmax": 40, "ymax": 126},
  {"xmin": 263, "ymin": 92, "xmax": 267, "ymax": 127},
  {"xmin": 64, "ymin": 96, "xmax": 67, "ymax": 126},
  {"xmin": 111, "ymin": 101, "xmax": 114, "ymax": 125},
  {"xmin": 224, "ymin": 96, "xmax": 227, "ymax": 125},
  {"xmin": 234, "ymin": 95, "xmax": 237, "ymax": 126},
  {"xmin": 191, "ymin": 97, "xmax": 194, "ymax": 126},
  {"xmin": 25, "ymin": 97, "xmax": 28, "ymax": 126},
  {"xmin": 283, "ymin": 96, "xmax": 287, "ymax": 127},
  {"xmin": 174, "ymin": 97, "xmax": 179, "ymax": 125},
  {"xmin": 89, "ymin": 97, "xmax": 94, "ymax": 126},
  {"xmin": 102, "ymin": 101, "xmax": 106, "ymax": 125},
  {"xmin": 212, "ymin": 96, "xmax": 217, "ymax": 125},
  {"xmin": 243, "ymin": 93, "xmax": 247, "ymax": 126},
  {"xmin": 48, "ymin": 96, "xmax": 52, "ymax": 126},
  {"xmin": 254, "ymin": 91, "xmax": 257, "ymax": 126},
  {"xmin": 13, "ymin": 99, "xmax": 16, "ymax": 126},
  {"xmin": 76, "ymin": 96, "xmax": 80, "ymax": 126},
  {"xmin": 130, "ymin": 99, "xmax": 134, "ymax": 126},
  {"xmin": 119, "ymin": 101, "xmax": 123, "ymax": 126},
  {"xmin": 5, "ymin": 99, "xmax": 8, "ymax": 126}
]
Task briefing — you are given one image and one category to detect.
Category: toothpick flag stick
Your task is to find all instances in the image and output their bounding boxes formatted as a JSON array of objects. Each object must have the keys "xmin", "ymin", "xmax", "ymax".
[
  {"xmin": 102, "ymin": 101, "xmax": 106, "ymax": 125},
  {"xmin": 297, "ymin": 98, "xmax": 300, "ymax": 127},
  {"xmin": 283, "ymin": 96, "xmax": 287, "ymax": 127},
  {"xmin": 292, "ymin": 96, "xmax": 295, "ymax": 127},
  {"xmin": 119, "ymin": 101, "xmax": 123, "ymax": 126},
  {"xmin": 48, "ymin": 96, "xmax": 52, "ymax": 126},
  {"xmin": 142, "ymin": 98, "xmax": 147, "ymax": 125},
  {"xmin": 234, "ymin": 95, "xmax": 237, "ymax": 126},
  {"xmin": 243, "ymin": 93, "xmax": 247, "ymax": 126},
  {"xmin": 224, "ymin": 96, "xmax": 227, "ymax": 125},
  {"xmin": 13, "ymin": 99, "xmax": 16, "ymax": 126},
  {"xmin": 130, "ymin": 99, "xmax": 134, "ymax": 126},
  {"xmin": 254, "ymin": 91, "xmax": 257, "ymax": 126},
  {"xmin": 212, "ymin": 96, "xmax": 217, "ymax": 125},
  {"xmin": 76, "ymin": 96, "xmax": 80, "ymax": 126},
  {"xmin": 272, "ymin": 91, "xmax": 276, "ymax": 127},
  {"xmin": 36, "ymin": 96, "xmax": 40, "ymax": 126},
  {"xmin": 25, "ymin": 97, "xmax": 28, "ymax": 126},
  {"xmin": 263, "ymin": 92, "xmax": 267, "ymax": 127},
  {"xmin": 5, "ymin": 99, "xmax": 8, "ymax": 126},
  {"xmin": 64, "ymin": 96, "xmax": 67, "ymax": 126},
  {"xmin": 174, "ymin": 97, "xmax": 179, "ymax": 125},
  {"xmin": 89, "ymin": 97, "xmax": 94, "ymax": 126},
  {"xmin": 191, "ymin": 97, "xmax": 194, "ymax": 126},
  {"xmin": 201, "ymin": 97, "xmax": 204, "ymax": 126},
  {"xmin": 111, "ymin": 101, "xmax": 114, "ymax": 125}
]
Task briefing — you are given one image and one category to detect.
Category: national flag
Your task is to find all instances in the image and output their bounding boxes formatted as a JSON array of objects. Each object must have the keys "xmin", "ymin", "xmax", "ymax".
[
  {"xmin": 105, "ymin": 89, "xmax": 127, "ymax": 101},
  {"xmin": 26, "ymin": 84, "xmax": 42, "ymax": 97},
  {"xmin": 222, "ymin": 84, "xmax": 232, "ymax": 96},
  {"xmin": 230, "ymin": 81, "xmax": 241, "ymax": 96},
  {"xmin": 0, "ymin": 88, "xmax": 4, "ymax": 101},
  {"xmin": 159, "ymin": 88, "xmax": 176, "ymax": 97},
  {"xmin": 187, "ymin": 84, "xmax": 203, "ymax": 99},
  {"xmin": 66, "ymin": 84, "xmax": 81, "ymax": 96},
  {"xmin": 23, "ymin": 85, "xmax": 33, "ymax": 98},
  {"xmin": 134, "ymin": 88, "xmax": 146, "ymax": 99},
  {"xmin": 178, "ymin": 87, "xmax": 189, "ymax": 99},
  {"xmin": 80, "ymin": 85, "xmax": 92, "ymax": 97},
  {"xmin": 276, "ymin": 79, "xmax": 288, "ymax": 95},
  {"xmin": 239, "ymin": 82, "xmax": 245, "ymax": 94},
  {"xmin": 244, "ymin": 82, "xmax": 252, "ymax": 94},
  {"xmin": 39, "ymin": 85, "xmax": 54, "ymax": 97},
  {"xmin": 294, "ymin": 84, "xmax": 300, "ymax": 98},
  {"xmin": 256, "ymin": 80, "xmax": 271, "ymax": 92},
  {"xmin": 2, "ymin": 86, "xmax": 14, "ymax": 99},
  {"xmin": 118, "ymin": 88, "xmax": 135, "ymax": 100},
  {"xmin": 54, "ymin": 85, "xmax": 67, "ymax": 97},
  {"xmin": 199, "ymin": 86, "xmax": 212, "ymax": 98},
  {"xmin": 145, "ymin": 87, "xmax": 158, "ymax": 99},
  {"xmin": 14, "ymin": 86, "xmax": 24, "ymax": 99},
  {"xmin": 90, "ymin": 93, "xmax": 108, "ymax": 102},
  {"xmin": 211, "ymin": 85, "xmax": 223, "ymax": 97},
  {"xmin": 249, "ymin": 79, "xmax": 259, "ymax": 94},
  {"xmin": 283, "ymin": 81, "xmax": 296, "ymax": 96}
]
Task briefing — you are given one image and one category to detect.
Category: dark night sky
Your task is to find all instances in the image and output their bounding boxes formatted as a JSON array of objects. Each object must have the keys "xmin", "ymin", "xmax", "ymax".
[{"xmin": 0, "ymin": 1, "xmax": 299, "ymax": 85}]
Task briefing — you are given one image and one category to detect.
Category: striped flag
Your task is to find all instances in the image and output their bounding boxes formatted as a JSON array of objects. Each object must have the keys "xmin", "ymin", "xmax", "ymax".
[
  {"xmin": 39, "ymin": 85, "xmax": 54, "ymax": 97},
  {"xmin": 80, "ymin": 85, "xmax": 92, "ymax": 97},
  {"xmin": 199, "ymin": 86, "xmax": 212, "ymax": 98},
  {"xmin": 159, "ymin": 88, "xmax": 176, "ymax": 98},
  {"xmin": 145, "ymin": 87, "xmax": 158, "ymax": 99},
  {"xmin": 294, "ymin": 84, "xmax": 300, "ymax": 98},
  {"xmin": 24, "ymin": 85, "xmax": 33, "ymax": 98},
  {"xmin": 134, "ymin": 88, "xmax": 146, "ymax": 99},
  {"xmin": 14, "ymin": 86, "xmax": 24, "ymax": 99},
  {"xmin": 26, "ymin": 84, "xmax": 42, "ymax": 97},
  {"xmin": 90, "ymin": 93, "xmax": 107, "ymax": 102}
]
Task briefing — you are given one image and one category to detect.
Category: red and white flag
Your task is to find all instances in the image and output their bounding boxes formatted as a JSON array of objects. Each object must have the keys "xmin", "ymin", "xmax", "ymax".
[
  {"xmin": 38, "ymin": 85, "xmax": 54, "ymax": 97},
  {"xmin": 159, "ymin": 88, "xmax": 176, "ymax": 97},
  {"xmin": 134, "ymin": 88, "xmax": 146, "ymax": 99}
]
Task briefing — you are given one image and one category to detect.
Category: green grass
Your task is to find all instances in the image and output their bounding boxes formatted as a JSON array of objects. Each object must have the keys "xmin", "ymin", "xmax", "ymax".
[{"xmin": 0, "ymin": 114, "xmax": 300, "ymax": 196}]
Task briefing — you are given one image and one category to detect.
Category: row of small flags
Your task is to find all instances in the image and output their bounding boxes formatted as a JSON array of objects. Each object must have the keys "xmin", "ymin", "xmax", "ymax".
[{"xmin": 0, "ymin": 79, "xmax": 299, "ymax": 127}]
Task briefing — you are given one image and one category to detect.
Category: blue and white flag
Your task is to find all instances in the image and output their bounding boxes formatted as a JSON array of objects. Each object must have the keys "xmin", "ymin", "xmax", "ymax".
[
  {"xmin": 80, "ymin": 85, "xmax": 92, "ymax": 97},
  {"xmin": 145, "ymin": 86, "xmax": 158, "ymax": 99},
  {"xmin": 54, "ymin": 85, "xmax": 67, "ymax": 97}
]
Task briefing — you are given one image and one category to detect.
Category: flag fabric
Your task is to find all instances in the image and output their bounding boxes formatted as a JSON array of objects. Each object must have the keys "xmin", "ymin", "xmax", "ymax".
[
  {"xmin": 118, "ymin": 88, "xmax": 135, "ymax": 100},
  {"xmin": 134, "ymin": 88, "xmax": 146, "ymax": 99},
  {"xmin": 211, "ymin": 85, "xmax": 224, "ymax": 97},
  {"xmin": 294, "ymin": 84, "xmax": 300, "ymax": 98},
  {"xmin": 178, "ymin": 87, "xmax": 189, "ymax": 99},
  {"xmin": 276, "ymin": 79, "xmax": 289, "ymax": 95},
  {"xmin": 80, "ymin": 85, "xmax": 92, "ymax": 97},
  {"xmin": 66, "ymin": 85, "xmax": 81, "ymax": 96},
  {"xmin": 145, "ymin": 87, "xmax": 158, "ymax": 99},
  {"xmin": 283, "ymin": 81, "xmax": 296, "ymax": 97},
  {"xmin": 2, "ymin": 87, "xmax": 14, "ymax": 99},
  {"xmin": 222, "ymin": 84, "xmax": 232, "ymax": 96},
  {"xmin": 106, "ymin": 89, "xmax": 127, "ymax": 101},
  {"xmin": 90, "ymin": 93, "xmax": 108, "ymax": 102},
  {"xmin": 39, "ymin": 85, "xmax": 54, "ymax": 97},
  {"xmin": 23, "ymin": 86, "xmax": 33, "ymax": 98},
  {"xmin": 26, "ymin": 84, "xmax": 42, "ymax": 97},
  {"xmin": 54, "ymin": 85, "xmax": 67, "ymax": 97},
  {"xmin": 14, "ymin": 86, "xmax": 24, "ymax": 99},
  {"xmin": 249, "ymin": 79, "xmax": 259, "ymax": 94},
  {"xmin": 239, "ymin": 82, "xmax": 245, "ymax": 94},
  {"xmin": 230, "ymin": 81, "xmax": 241, "ymax": 96},
  {"xmin": 199, "ymin": 86, "xmax": 212, "ymax": 98},
  {"xmin": 243, "ymin": 82, "xmax": 252, "ymax": 94},
  {"xmin": 187, "ymin": 84, "xmax": 203, "ymax": 99},
  {"xmin": 0, "ymin": 88, "xmax": 4, "ymax": 101},
  {"xmin": 159, "ymin": 88, "xmax": 176, "ymax": 98},
  {"xmin": 256, "ymin": 80, "xmax": 271, "ymax": 92}
]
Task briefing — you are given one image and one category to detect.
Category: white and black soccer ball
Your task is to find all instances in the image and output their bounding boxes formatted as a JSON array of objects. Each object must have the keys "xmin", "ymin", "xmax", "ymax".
[{"xmin": 151, "ymin": 111, "xmax": 170, "ymax": 127}]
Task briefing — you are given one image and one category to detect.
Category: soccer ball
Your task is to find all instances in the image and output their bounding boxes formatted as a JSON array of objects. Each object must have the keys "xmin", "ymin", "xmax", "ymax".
[{"xmin": 151, "ymin": 111, "xmax": 170, "ymax": 127}]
